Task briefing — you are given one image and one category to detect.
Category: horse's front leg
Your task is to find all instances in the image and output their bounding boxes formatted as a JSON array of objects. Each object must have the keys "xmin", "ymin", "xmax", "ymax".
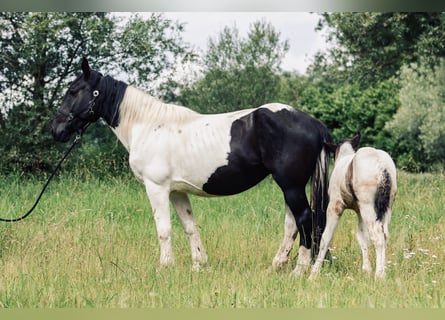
[
  {"xmin": 144, "ymin": 180, "xmax": 174, "ymax": 267},
  {"xmin": 170, "ymin": 191, "xmax": 208, "ymax": 271}
]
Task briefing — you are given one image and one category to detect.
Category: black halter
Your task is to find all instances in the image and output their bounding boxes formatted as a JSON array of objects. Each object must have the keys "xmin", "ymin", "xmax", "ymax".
[{"xmin": 57, "ymin": 90, "xmax": 99, "ymax": 132}]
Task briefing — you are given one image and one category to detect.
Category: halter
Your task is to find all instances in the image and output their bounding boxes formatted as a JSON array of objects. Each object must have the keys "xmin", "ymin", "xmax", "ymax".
[{"xmin": 57, "ymin": 90, "xmax": 100, "ymax": 131}]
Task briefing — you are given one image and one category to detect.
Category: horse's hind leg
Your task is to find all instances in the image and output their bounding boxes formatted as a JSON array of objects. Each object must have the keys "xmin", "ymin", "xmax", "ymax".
[
  {"xmin": 367, "ymin": 208, "xmax": 390, "ymax": 279},
  {"xmin": 279, "ymin": 187, "xmax": 313, "ymax": 276},
  {"xmin": 170, "ymin": 192, "xmax": 208, "ymax": 271},
  {"xmin": 356, "ymin": 213, "xmax": 372, "ymax": 275},
  {"xmin": 374, "ymin": 209, "xmax": 391, "ymax": 279},
  {"xmin": 272, "ymin": 204, "xmax": 298, "ymax": 269}
]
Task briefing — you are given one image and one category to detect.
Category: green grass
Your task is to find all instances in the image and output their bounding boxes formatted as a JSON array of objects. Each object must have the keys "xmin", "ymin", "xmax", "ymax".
[{"xmin": 0, "ymin": 170, "xmax": 444, "ymax": 307}]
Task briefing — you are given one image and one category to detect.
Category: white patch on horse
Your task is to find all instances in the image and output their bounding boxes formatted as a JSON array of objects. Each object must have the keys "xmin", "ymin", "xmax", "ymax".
[
  {"xmin": 310, "ymin": 134, "xmax": 397, "ymax": 280},
  {"xmin": 114, "ymin": 89, "xmax": 292, "ymax": 195}
]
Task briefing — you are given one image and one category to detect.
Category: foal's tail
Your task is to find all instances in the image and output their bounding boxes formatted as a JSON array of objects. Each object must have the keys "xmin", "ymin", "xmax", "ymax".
[
  {"xmin": 375, "ymin": 169, "xmax": 392, "ymax": 222},
  {"xmin": 310, "ymin": 132, "xmax": 331, "ymax": 257}
]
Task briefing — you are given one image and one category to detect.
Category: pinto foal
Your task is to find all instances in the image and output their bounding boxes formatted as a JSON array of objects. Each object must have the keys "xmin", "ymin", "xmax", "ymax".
[{"xmin": 310, "ymin": 134, "xmax": 397, "ymax": 279}]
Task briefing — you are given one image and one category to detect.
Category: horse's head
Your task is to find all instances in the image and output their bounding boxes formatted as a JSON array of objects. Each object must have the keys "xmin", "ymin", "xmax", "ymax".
[
  {"xmin": 324, "ymin": 133, "xmax": 361, "ymax": 161},
  {"xmin": 52, "ymin": 58, "xmax": 103, "ymax": 142}
]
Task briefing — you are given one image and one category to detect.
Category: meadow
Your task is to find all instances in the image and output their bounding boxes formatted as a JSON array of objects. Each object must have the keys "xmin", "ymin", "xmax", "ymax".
[{"xmin": 0, "ymin": 169, "xmax": 443, "ymax": 308}]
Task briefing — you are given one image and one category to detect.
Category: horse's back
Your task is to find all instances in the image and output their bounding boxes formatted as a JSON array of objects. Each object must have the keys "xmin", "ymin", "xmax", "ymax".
[
  {"xmin": 354, "ymin": 147, "xmax": 396, "ymax": 177},
  {"xmin": 352, "ymin": 147, "xmax": 397, "ymax": 200},
  {"xmin": 202, "ymin": 104, "xmax": 329, "ymax": 195}
]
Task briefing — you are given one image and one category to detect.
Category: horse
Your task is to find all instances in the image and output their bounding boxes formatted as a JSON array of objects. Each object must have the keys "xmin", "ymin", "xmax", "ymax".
[
  {"xmin": 51, "ymin": 58, "xmax": 332, "ymax": 274},
  {"xmin": 309, "ymin": 133, "xmax": 397, "ymax": 280}
]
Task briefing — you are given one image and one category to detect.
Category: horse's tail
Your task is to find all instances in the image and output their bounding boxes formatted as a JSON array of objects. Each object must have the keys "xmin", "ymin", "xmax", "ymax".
[
  {"xmin": 310, "ymin": 130, "xmax": 331, "ymax": 257},
  {"xmin": 375, "ymin": 169, "xmax": 392, "ymax": 222}
]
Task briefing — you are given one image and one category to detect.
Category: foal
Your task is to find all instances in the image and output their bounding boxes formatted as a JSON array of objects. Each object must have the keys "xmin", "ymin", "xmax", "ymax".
[{"xmin": 310, "ymin": 133, "xmax": 397, "ymax": 279}]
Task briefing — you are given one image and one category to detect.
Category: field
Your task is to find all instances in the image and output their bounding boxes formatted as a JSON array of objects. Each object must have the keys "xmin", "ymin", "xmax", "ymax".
[{"xmin": 0, "ymin": 170, "xmax": 444, "ymax": 308}]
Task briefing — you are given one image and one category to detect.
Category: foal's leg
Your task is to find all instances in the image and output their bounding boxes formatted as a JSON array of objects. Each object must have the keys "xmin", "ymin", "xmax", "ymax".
[
  {"xmin": 144, "ymin": 180, "xmax": 174, "ymax": 267},
  {"xmin": 170, "ymin": 191, "xmax": 208, "ymax": 271},
  {"xmin": 375, "ymin": 209, "xmax": 391, "ymax": 279},
  {"xmin": 309, "ymin": 201, "xmax": 343, "ymax": 280},
  {"xmin": 272, "ymin": 204, "xmax": 298, "ymax": 269},
  {"xmin": 366, "ymin": 206, "xmax": 390, "ymax": 279},
  {"xmin": 356, "ymin": 212, "xmax": 372, "ymax": 275}
]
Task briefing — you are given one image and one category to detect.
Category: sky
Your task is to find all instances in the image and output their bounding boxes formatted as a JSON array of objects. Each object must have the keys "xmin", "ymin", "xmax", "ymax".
[{"xmin": 162, "ymin": 12, "xmax": 331, "ymax": 74}]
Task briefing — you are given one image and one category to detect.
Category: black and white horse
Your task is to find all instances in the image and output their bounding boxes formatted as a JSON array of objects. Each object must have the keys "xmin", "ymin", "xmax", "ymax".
[
  {"xmin": 52, "ymin": 58, "xmax": 332, "ymax": 274},
  {"xmin": 310, "ymin": 133, "xmax": 397, "ymax": 279}
]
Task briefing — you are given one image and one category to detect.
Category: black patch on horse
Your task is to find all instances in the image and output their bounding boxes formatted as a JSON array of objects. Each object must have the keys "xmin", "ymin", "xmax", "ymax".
[
  {"xmin": 202, "ymin": 109, "xmax": 269, "ymax": 195},
  {"xmin": 203, "ymin": 107, "xmax": 325, "ymax": 198}
]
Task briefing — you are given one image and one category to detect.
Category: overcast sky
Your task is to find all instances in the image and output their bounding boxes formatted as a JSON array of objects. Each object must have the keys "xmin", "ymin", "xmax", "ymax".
[{"xmin": 162, "ymin": 12, "xmax": 331, "ymax": 74}]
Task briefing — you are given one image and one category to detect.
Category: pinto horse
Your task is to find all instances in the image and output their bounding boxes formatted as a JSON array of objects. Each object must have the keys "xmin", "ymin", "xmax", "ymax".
[
  {"xmin": 52, "ymin": 58, "xmax": 332, "ymax": 274},
  {"xmin": 310, "ymin": 133, "xmax": 397, "ymax": 279}
]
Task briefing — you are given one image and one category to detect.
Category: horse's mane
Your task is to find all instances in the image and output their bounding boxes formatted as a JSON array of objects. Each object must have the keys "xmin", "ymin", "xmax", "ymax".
[{"xmin": 114, "ymin": 86, "xmax": 198, "ymax": 149}]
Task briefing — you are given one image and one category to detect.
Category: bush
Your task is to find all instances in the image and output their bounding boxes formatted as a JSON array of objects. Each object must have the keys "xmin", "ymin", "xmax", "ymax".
[{"xmin": 386, "ymin": 61, "xmax": 445, "ymax": 171}]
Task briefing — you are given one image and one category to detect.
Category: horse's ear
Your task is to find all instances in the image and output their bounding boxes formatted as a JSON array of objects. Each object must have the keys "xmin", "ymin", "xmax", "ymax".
[
  {"xmin": 324, "ymin": 141, "xmax": 338, "ymax": 154},
  {"xmin": 350, "ymin": 132, "xmax": 361, "ymax": 148},
  {"xmin": 81, "ymin": 57, "xmax": 91, "ymax": 80}
]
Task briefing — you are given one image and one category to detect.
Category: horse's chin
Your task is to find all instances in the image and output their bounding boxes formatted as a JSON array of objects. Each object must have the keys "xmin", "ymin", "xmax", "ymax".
[
  {"xmin": 58, "ymin": 135, "xmax": 72, "ymax": 143},
  {"xmin": 52, "ymin": 127, "xmax": 73, "ymax": 143}
]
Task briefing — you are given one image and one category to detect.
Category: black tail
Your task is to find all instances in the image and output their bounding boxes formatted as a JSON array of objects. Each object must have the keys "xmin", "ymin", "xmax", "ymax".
[
  {"xmin": 310, "ymin": 136, "xmax": 331, "ymax": 257},
  {"xmin": 375, "ymin": 169, "xmax": 392, "ymax": 221}
]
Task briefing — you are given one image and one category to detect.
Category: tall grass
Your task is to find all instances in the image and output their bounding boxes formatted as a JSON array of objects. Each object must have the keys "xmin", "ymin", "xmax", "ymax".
[{"xmin": 0, "ymin": 170, "xmax": 443, "ymax": 307}]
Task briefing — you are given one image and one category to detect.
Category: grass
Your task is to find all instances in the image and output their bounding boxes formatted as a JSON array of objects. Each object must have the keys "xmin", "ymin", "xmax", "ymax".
[{"xmin": 0, "ymin": 170, "xmax": 444, "ymax": 307}]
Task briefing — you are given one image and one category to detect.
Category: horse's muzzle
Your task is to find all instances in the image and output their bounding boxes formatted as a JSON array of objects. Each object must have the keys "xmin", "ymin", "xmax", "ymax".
[{"xmin": 51, "ymin": 120, "xmax": 72, "ymax": 143}]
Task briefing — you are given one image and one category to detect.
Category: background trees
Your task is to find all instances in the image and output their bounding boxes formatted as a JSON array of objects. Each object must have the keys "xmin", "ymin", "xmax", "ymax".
[
  {"xmin": 386, "ymin": 61, "xmax": 445, "ymax": 171},
  {"xmin": 176, "ymin": 20, "xmax": 289, "ymax": 113},
  {"xmin": 0, "ymin": 12, "xmax": 192, "ymax": 173},
  {"xmin": 309, "ymin": 12, "xmax": 445, "ymax": 170},
  {"xmin": 315, "ymin": 12, "xmax": 445, "ymax": 85},
  {"xmin": 1, "ymin": 12, "xmax": 444, "ymax": 174}
]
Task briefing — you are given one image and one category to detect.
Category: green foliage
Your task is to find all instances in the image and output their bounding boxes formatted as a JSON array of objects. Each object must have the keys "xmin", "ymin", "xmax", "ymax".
[
  {"xmin": 386, "ymin": 61, "xmax": 445, "ymax": 171},
  {"xmin": 177, "ymin": 20, "xmax": 289, "ymax": 113},
  {"xmin": 0, "ymin": 12, "xmax": 192, "ymax": 174},
  {"xmin": 2, "ymin": 12, "xmax": 444, "ymax": 175},
  {"xmin": 301, "ymin": 12, "xmax": 445, "ymax": 171},
  {"xmin": 277, "ymin": 73, "xmax": 400, "ymax": 149},
  {"xmin": 317, "ymin": 12, "xmax": 445, "ymax": 85}
]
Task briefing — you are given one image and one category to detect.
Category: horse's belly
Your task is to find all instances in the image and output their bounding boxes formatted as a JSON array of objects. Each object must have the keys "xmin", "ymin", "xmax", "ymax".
[
  {"xmin": 170, "ymin": 179, "xmax": 213, "ymax": 196},
  {"xmin": 201, "ymin": 164, "xmax": 269, "ymax": 196}
]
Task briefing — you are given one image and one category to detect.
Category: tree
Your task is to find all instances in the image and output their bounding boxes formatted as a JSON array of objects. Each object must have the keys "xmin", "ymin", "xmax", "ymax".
[
  {"xmin": 0, "ymin": 12, "xmax": 193, "ymax": 173},
  {"xmin": 386, "ymin": 61, "xmax": 445, "ymax": 171},
  {"xmin": 317, "ymin": 12, "xmax": 445, "ymax": 85},
  {"xmin": 177, "ymin": 20, "xmax": 289, "ymax": 113},
  {"xmin": 277, "ymin": 72, "xmax": 399, "ymax": 148}
]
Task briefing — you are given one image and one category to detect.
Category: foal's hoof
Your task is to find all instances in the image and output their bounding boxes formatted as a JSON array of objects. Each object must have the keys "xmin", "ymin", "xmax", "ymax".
[
  {"xmin": 192, "ymin": 262, "xmax": 207, "ymax": 272},
  {"xmin": 157, "ymin": 260, "xmax": 175, "ymax": 272},
  {"xmin": 308, "ymin": 272, "xmax": 319, "ymax": 281},
  {"xmin": 290, "ymin": 264, "xmax": 310, "ymax": 277}
]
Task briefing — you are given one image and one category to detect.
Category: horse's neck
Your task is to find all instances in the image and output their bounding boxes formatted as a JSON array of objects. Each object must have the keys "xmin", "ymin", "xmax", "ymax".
[
  {"xmin": 98, "ymin": 76, "xmax": 127, "ymax": 128},
  {"xmin": 336, "ymin": 143, "xmax": 356, "ymax": 160},
  {"xmin": 334, "ymin": 144, "xmax": 356, "ymax": 174},
  {"xmin": 111, "ymin": 86, "xmax": 197, "ymax": 150}
]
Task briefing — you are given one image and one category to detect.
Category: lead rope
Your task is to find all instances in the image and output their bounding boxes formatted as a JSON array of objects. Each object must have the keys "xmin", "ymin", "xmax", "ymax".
[{"xmin": 0, "ymin": 124, "xmax": 90, "ymax": 223}]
